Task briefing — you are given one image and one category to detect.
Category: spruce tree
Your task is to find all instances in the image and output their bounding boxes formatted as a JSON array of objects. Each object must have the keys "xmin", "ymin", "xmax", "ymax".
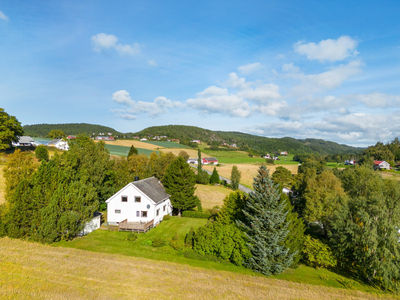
[
  {"xmin": 162, "ymin": 156, "xmax": 197, "ymax": 216},
  {"xmin": 238, "ymin": 165, "xmax": 293, "ymax": 275},
  {"xmin": 35, "ymin": 145, "xmax": 49, "ymax": 161},
  {"xmin": 209, "ymin": 167, "xmax": 220, "ymax": 184},
  {"xmin": 128, "ymin": 145, "xmax": 138, "ymax": 157}
]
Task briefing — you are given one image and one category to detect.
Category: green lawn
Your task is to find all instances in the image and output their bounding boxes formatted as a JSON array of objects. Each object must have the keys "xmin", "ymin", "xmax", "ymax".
[
  {"xmin": 201, "ymin": 149, "xmax": 266, "ymax": 164},
  {"xmin": 104, "ymin": 144, "xmax": 158, "ymax": 157},
  {"xmin": 54, "ymin": 217, "xmax": 391, "ymax": 296},
  {"xmin": 143, "ymin": 141, "xmax": 190, "ymax": 148}
]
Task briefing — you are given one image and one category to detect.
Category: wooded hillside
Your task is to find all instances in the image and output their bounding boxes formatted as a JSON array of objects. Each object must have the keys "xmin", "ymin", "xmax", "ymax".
[{"xmin": 23, "ymin": 123, "xmax": 123, "ymax": 137}]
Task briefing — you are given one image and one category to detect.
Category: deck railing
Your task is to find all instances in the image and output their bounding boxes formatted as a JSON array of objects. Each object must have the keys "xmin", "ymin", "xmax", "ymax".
[{"xmin": 118, "ymin": 219, "xmax": 154, "ymax": 233}]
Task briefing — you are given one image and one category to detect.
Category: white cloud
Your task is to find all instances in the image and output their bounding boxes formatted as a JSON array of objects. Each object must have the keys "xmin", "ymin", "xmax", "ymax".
[
  {"xmin": 223, "ymin": 73, "xmax": 251, "ymax": 90},
  {"xmin": 0, "ymin": 10, "xmax": 9, "ymax": 22},
  {"xmin": 148, "ymin": 59, "xmax": 157, "ymax": 66},
  {"xmin": 186, "ymin": 87, "xmax": 251, "ymax": 118},
  {"xmin": 91, "ymin": 33, "xmax": 142, "ymax": 56},
  {"xmin": 112, "ymin": 90, "xmax": 182, "ymax": 118},
  {"xmin": 346, "ymin": 93, "xmax": 400, "ymax": 108},
  {"xmin": 294, "ymin": 36, "xmax": 358, "ymax": 62},
  {"xmin": 238, "ymin": 62, "xmax": 263, "ymax": 75},
  {"xmin": 238, "ymin": 83, "xmax": 281, "ymax": 104}
]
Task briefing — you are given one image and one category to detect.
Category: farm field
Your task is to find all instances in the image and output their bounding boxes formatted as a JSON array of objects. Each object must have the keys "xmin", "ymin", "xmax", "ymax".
[
  {"xmin": 195, "ymin": 184, "xmax": 232, "ymax": 209},
  {"xmin": 104, "ymin": 144, "xmax": 157, "ymax": 157},
  {"xmin": 143, "ymin": 140, "xmax": 190, "ymax": 148},
  {"xmin": 1, "ymin": 238, "xmax": 393, "ymax": 300},
  {"xmin": 0, "ymin": 165, "xmax": 4, "ymax": 204},
  {"xmin": 159, "ymin": 148, "xmax": 208, "ymax": 158},
  {"xmin": 202, "ymin": 163, "xmax": 299, "ymax": 187}
]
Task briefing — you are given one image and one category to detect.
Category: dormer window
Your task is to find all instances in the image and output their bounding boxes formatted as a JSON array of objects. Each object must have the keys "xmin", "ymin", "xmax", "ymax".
[
  {"xmin": 135, "ymin": 196, "xmax": 141, "ymax": 203},
  {"xmin": 121, "ymin": 196, "xmax": 128, "ymax": 202}
]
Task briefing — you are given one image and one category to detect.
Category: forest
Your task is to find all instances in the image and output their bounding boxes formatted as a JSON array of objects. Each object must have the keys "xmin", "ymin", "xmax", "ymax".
[{"xmin": 23, "ymin": 123, "xmax": 123, "ymax": 137}]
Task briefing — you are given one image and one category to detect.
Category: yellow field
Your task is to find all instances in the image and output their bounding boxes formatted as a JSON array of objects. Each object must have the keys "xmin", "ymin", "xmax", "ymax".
[
  {"xmin": 102, "ymin": 139, "xmax": 160, "ymax": 150},
  {"xmin": 0, "ymin": 165, "xmax": 4, "ymax": 204},
  {"xmin": 195, "ymin": 184, "xmax": 232, "ymax": 209},
  {"xmin": 0, "ymin": 238, "xmax": 393, "ymax": 300},
  {"xmin": 202, "ymin": 164, "xmax": 298, "ymax": 187}
]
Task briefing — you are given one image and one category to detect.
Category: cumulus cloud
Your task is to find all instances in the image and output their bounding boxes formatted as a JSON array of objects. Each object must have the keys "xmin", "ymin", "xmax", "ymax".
[
  {"xmin": 238, "ymin": 62, "xmax": 263, "ymax": 75},
  {"xmin": 345, "ymin": 93, "xmax": 400, "ymax": 108},
  {"xmin": 112, "ymin": 90, "xmax": 182, "ymax": 118},
  {"xmin": 294, "ymin": 36, "xmax": 358, "ymax": 62},
  {"xmin": 238, "ymin": 83, "xmax": 281, "ymax": 103},
  {"xmin": 186, "ymin": 87, "xmax": 251, "ymax": 118},
  {"xmin": 91, "ymin": 33, "xmax": 142, "ymax": 55},
  {"xmin": 0, "ymin": 10, "xmax": 9, "ymax": 22}
]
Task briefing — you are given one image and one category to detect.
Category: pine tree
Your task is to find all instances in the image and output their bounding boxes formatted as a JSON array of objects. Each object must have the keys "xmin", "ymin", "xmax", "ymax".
[
  {"xmin": 128, "ymin": 145, "xmax": 138, "ymax": 157},
  {"xmin": 230, "ymin": 165, "xmax": 241, "ymax": 190},
  {"xmin": 162, "ymin": 156, "xmax": 197, "ymax": 216},
  {"xmin": 238, "ymin": 165, "xmax": 293, "ymax": 275},
  {"xmin": 209, "ymin": 167, "xmax": 220, "ymax": 184}
]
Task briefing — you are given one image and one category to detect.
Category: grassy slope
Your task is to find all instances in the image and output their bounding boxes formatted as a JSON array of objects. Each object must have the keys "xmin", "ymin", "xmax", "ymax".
[
  {"xmin": 2, "ymin": 238, "xmax": 393, "ymax": 300},
  {"xmin": 52, "ymin": 217, "xmax": 395, "ymax": 298},
  {"xmin": 104, "ymin": 144, "xmax": 158, "ymax": 157},
  {"xmin": 143, "ymin": 141, "xmax": 190, "ymax": 148},
  {"xmin": 195, "ymin": 184, "xmax": 232, "ymax": 209}
]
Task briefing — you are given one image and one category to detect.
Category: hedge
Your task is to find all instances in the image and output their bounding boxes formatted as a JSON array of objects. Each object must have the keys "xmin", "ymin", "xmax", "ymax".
[{"xmin": 182, "ymin": 211, "xmax": 211, "ymax": 219}]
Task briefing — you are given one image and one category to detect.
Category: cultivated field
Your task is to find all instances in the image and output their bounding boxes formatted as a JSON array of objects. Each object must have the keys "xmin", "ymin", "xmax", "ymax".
[
  {"xmin": 202, "ymin": 163, "xmax": 299, "ymax": 187},
  {"xmin": 0, "ymin": 165, "xmax": 4, "ymax": 204},
  {"xmin": 159, "ymin": 148, "xmax": 208, "ymax": 159},
  {"xmin": 0, "ymin": 238, "xmax": 395, "ymax": 300},
  {"xmin": 195, "ymin": 184, "xmax": 232, "ymax": 209}
]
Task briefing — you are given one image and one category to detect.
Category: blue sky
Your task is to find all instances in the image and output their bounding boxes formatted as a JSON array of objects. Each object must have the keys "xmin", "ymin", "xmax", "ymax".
[{"xmin": 1, "ymin": 0, "xmax": 399, "ymax": 146}]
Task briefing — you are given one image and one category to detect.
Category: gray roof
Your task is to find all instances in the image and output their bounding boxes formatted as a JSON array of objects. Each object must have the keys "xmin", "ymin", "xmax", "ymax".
[
  {"xmin": 132, "ymin": 177, "xmax": 170, "ymax": 204},
  {"xmin": 18, "ymin": 136, "xmax": 34, "ymax": 143},
  {"xmin": 48, "ymin": 138, "xmax": 61, "ymax": 146}
]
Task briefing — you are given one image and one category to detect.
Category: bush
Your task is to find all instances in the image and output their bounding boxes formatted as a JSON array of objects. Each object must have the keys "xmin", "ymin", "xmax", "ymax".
[
  {"xmin": 265, "ymin": 158, "xmax": 275, "ymax": 164},
  {"xmin": 182, "ymin": 211, "xmax": 211, "ymax": 219},
  {"xmin": 170, "ymin": 232, "xmax": 184, "ymax": 251},
  {"xmin": 197, "ymin": 169, "xmax": 210, "ymax": 184},
  {"xmin": 302, "ymin": 235, "xmax": 336, "ymax": 269},
  {"xmin": 127, "ymin": 232, "xmax": 138, "ymax": 241},
  {"xmin": 183, "ymin": 250, "xmax": 222, "ymax": 262},
  {"xmin": 35, "ymin": 145, "xmax": 49, "ymax": 161},
  {"xmin": 152, "ymin": 237, "xmax": 166, "ymax": 247},
  {"xmin": 141, "ymin": 240, "xmax": 153, "ymax": 246},
  {"xmin": 163, "ymin": 214, "xmax": 171, "ymax": 221},
  {"xmin": 185, "ymin": 227, "xmax": 194, "ymax": 248}
]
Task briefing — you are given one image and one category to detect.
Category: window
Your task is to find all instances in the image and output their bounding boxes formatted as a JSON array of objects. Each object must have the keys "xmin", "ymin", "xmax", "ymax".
[
  {"xmin": 136, "ymin": 211, "xmax": 140, "ymax": 217},
  {"xmin": 121, "ymin": 196, "xmax": 128, "ymax": 202},
  {"xmin": 115, "ymin": 209, "xmax": 121, "ymax": 214},
  {"xmin": 156, "ymin": 209, "xmax": 160, "ymax": 216},
  {"xmin": 135, "ymin": 196, "xmax": 141, "ymax": 203},
  {"xmin": 141, "ymin": 211, "xmax": 147, "ymax": 218},
  {"xmin": 163, "ymin": 205, "xmax": 166, "ymax": 212}
]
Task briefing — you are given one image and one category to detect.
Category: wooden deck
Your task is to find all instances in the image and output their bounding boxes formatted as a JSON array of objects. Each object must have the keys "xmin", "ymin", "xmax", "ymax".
[{"xmin": 118, "ymin": 219, "xmax": 154, "ymax": 233}]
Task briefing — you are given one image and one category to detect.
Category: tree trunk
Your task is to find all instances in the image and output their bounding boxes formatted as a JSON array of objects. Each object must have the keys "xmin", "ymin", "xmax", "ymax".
[{"xmin": 178, "ymin": 209, "xmax": 181, "ymax": 217}]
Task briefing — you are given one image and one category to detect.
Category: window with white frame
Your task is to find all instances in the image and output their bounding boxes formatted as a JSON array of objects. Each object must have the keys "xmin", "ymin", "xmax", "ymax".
[
  {"xmin": 121, "ymin": 196, "xmax": 128, "ymax": 202},
  {"xmin": 156, "ymin": 209, "xmax": 160, "ymax": 216},
  {"xmin": 115, "ymin": 209, "xmax": 121, "ymax": 214},
  {"xmin": 141, "ymin": 211, "xmax": 147, "ymax": 218},
  {"xmin": 135, "ymin": 196, "xmax": 141, "ymax": 203},
  {"xmin": 136, "ymin": 211, "xmax": 140, "ymax": 217},
  {"xmin": 163, "ymin": 205, "xmax": 166, "ymax": 212}
]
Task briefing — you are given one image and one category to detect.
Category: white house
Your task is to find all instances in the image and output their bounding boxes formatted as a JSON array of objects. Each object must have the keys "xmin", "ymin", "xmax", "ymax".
[
  {"xmin": 106, "ymin": 177, "xmax": 172, "ymax": 228},
  {"xmin": 187, "ymin": 158, "xmax": 198, "ymax": 164},
  {"xmin": 55, "ymin": 140, "xmax": 69, "ymax": 151},
  {"xmin": 374, "ymin": 160, "xmax": 391, "ymax": 170},
  {"xmin": 280, "ymin": 151, "xmax": 288, "ymax": 155},
  {"xmin": 12, "ymin": 136, "xmax": 34, "ymax": 147}
]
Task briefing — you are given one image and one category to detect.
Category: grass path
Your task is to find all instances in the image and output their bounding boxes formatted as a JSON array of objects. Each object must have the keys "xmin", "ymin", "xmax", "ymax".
[{"xmin": 1, "ymin": 237, "xmax": 396, "ymax": 299}]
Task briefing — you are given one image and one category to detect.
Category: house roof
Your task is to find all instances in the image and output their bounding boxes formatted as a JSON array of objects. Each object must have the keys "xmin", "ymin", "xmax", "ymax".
[
  {"xmin": 204, "ymin": 157, "xmax": 218, "ymax": 161},
  {"xmin": 131, "ymin": 177, "xmax": 170, "ymax": 204},
  {"xmin": 48, "ymin": 138, "xmax": 61, "ymax": 146},
  {"xmin": 374, "ymin": 161, "xmax": 385, "ymax": 165},
  {"xmin": 18, "ymin": 136, "xmax": 34, "ymax": 143}
]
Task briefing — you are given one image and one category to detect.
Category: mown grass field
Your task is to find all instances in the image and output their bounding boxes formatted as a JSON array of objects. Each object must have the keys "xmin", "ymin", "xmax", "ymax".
[
  {"xmin": 143, "ymin": 141, "xmax": 190, "ymax": 148},
  {"xmin": 2, "ymin": 238, "xmax": 395, "ymax": 300},
  {"xmin": 104, "ymin": 144, "xmax": 158, "ymax": 157},
  {"xmin": 195, "ymin": 184, "xmax": 232, "ymax": 209}
]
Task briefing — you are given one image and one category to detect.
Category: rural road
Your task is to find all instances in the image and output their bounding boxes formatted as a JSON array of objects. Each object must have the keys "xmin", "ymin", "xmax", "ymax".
[{"xmin": 191, "ymin": 165, "xmax": 253, "ymax": 194}]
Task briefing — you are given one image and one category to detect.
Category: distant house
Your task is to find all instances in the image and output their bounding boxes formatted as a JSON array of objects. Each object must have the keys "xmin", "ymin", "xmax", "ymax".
[
  {"xmin": 106, "ymin": 177, "xmax": 172, "ymax": 231},
  {"xmin": 55, "ymin": 140, "xmax": 69, "ymax": 151},
  {"xmin": 282, "ymin": 187, "xmax": 292, "ymax": 195},
  {"xmin": 202, "ymin": 157, "xmax": 218, "ymax": 165},
  {"xmin": 191, "ymin": 140, "xmax": 201, "ymax": 144},
  {"xmin": 47, "ymin": 138, "xmax": 61, "ymax": 147},
  {"xmin": 170, "ymin": 139, "xmax": 180, "ymax": 143},
  {"xmin": 187, "ymin": 158, "xmax": 198, "ymax": 164},
  {"xmin": 140, "ymin": 138, "xmax": 148, "ymax": 141},
  {"xmin": 133, "ymin": 136, "xmax": 140, "ymax": 139},
  {"xmin": 344, "ymin": 160, "xmax": 355, "ymax": 165},
  {"xmin": 67, "ymin": 135, "xmax": 76, "ymax": 140},
  {"xmin": 262, "ymin": 154, "xmax": 271, "ymax": 159},
  {"xmin": 374, "ymin": 161, "xmax": 390, "ymax": 170},
  {"xmin": 12, "ymin": 136, "xmax": 35, "ymax": 147},
  {"xmin": 95, "ymin": 136, "xmax": 115, "ymax": 141},
  {"xmin": 230, "ymin": 144, "xmax": 237, "ymax": 148},
  {"xmin": 280, "ymin": 151, "xmax": 288, "ymax": 155},
  {"xmin": 78, "ymin": 212, "xmax": 102, "ymax": 236}
]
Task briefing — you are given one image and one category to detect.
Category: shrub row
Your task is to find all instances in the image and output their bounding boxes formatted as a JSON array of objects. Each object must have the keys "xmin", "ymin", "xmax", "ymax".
[{"xmin": 182, "ymin": 211, "xmax": 211, "ymax": 219}]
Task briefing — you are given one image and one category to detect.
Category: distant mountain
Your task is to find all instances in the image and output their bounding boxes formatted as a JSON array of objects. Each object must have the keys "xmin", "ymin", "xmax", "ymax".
[
  {"xmin": 135, "ymin": 125, "xmax": 364, "ymax": 155},
  {"xmin": 23, "ymin": 123, "xmax": 123, "ymax": 137}
]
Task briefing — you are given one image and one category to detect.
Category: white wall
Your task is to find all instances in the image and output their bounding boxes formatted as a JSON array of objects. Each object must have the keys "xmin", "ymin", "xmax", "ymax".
[{"xmin": 79, "ymin": 214, "xmax": 101, "ymax": 236}]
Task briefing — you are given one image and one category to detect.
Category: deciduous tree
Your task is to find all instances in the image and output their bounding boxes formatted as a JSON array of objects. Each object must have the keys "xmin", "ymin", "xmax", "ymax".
[
  {"xmin": 0, "ymin": 108, "xmax": 23, "ymax": 150},
  {"xmin": 230, "ymin": 165, "xmax": 241, "ymax": 190}
]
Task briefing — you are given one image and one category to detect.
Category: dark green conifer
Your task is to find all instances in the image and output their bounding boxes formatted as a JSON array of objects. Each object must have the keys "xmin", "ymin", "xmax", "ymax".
[
  {"xmin": 35, "ymin": 145, "xmax": 49, "ymax": 161},
  {"xmin": 128, "ymin": 145, "xmax": 138, "ymax": 157},
  {"xmin": 209, "ymin": 167, "xmax": 220, "ymax": 184},
  {"xmin": 162, "ymin": 156, "xmax": 197, "ymax": 216},
  {"xmin": 238, "ymin": 165, "xmax": 293, "ymax": 275}
]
